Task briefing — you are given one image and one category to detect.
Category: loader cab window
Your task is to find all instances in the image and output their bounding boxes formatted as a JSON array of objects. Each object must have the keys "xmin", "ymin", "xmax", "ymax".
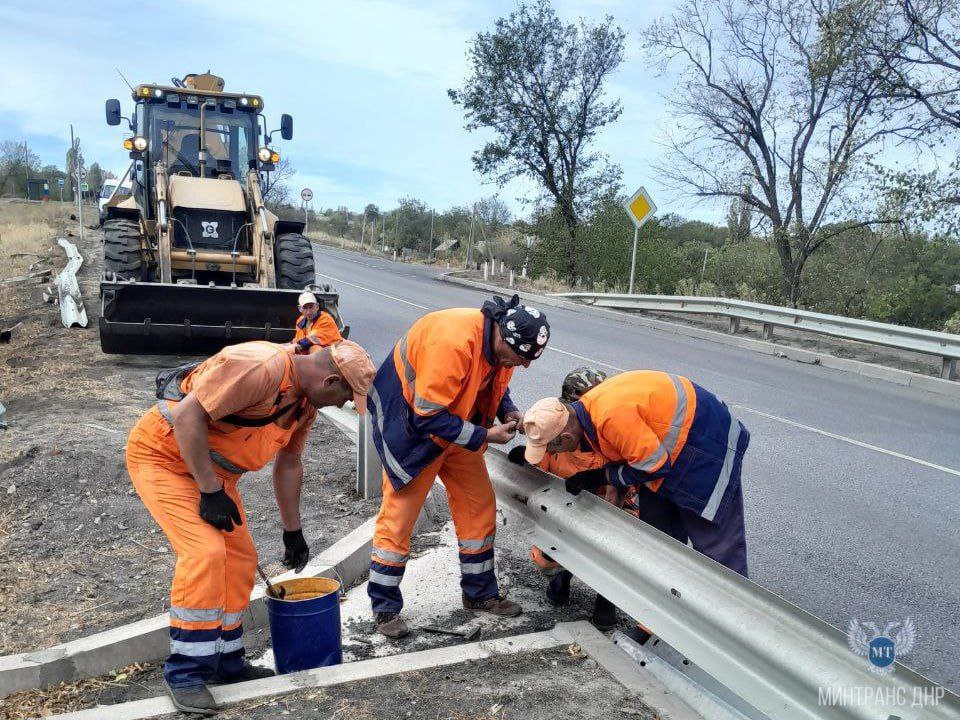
[{"xmin": 149, "ymin": 105, "xmax": 256, "ymax": 178}]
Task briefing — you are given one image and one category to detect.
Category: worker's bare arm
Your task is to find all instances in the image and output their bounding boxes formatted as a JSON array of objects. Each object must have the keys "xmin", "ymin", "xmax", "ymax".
[
  {"xmin": 273, "ymin": 450, "xmax": 304, "ymax": 531},
  {"xmin": 169, "ymin": 394, "xmax": 221, "ymax": 492}
]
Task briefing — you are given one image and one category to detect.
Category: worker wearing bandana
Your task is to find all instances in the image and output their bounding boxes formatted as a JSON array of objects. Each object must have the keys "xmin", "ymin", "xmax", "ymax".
[{"xmin": 366, "ymin": 295, "xmax": 550, "ymax": 639}]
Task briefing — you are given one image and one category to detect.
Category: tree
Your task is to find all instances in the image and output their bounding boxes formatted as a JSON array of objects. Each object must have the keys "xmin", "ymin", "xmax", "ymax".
[
  {"xmin": 449, "ymin": 0, "xmax": 626, "ymax": 282},
  {"xmin": 87, "ymin": 163, "xmax": 104, "ymax": 195},
  {"xmin": 0, "ymin": 141, "xmax": 40, "ymax": 196},
  {"xmin": 261, "ymin": 157, "xmax": 296, "ymax": 206},
  {"xmin": 643, "ymin": 0, "xmax": 918, "ymax": 305},
  {"xmin": 726, "ymin": 196, "xmax": 752, "ymax": 243}
]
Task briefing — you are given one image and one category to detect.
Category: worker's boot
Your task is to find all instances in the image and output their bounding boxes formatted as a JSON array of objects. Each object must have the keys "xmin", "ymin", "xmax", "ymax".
[
  {"xmin": 166, "ymin": 682, "xmax": 217, "ymax": 716},
  {"xmin": 213, "ymin": 662, "xmax": 275, "ymax": 684},
  {"xmin": 591, "ymin": 594, "xmax": 617, "ymax": 631},
  {"xmin": 546, "ymin": 570, "xmax": 573, "ymax": 606},
  {"xmin": 376, "ymin": 612, "xmax": 411, "ymax": 639},
  {"xmin": 462, "ymin": 593, "xmax": 522, "ymax": 617}
]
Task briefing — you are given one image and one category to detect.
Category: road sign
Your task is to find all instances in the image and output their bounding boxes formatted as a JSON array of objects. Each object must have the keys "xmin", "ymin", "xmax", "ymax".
[
  {"xmin": 57, "ymin": 178, "xmax": 65, "ymax": 188},
  {"xmin": 623, "ymin": 186, "xmax": 657, "ymax": 295},
  {"xmin": 80, "ymin": 183, "xmax": 89, "ymax": 192},
  {"xmin": 300, "ymin": 188, "xmax": 313, "ymax": 203},
  {"xmin": 623, "ymin": 186, "xmax": 657, "ymax": 229}
]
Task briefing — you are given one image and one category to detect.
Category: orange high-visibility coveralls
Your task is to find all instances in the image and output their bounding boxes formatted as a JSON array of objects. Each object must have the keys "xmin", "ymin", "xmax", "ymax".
[
  {"xmin": 367, "ymin": 309, "xmax": 517, "ymax": 614},
  {"xmin": 293, "ymin": 311, "xmax": 342, "ymax": 347},
  {"xmin": 126, "ymin": 342, "xmax": 315, "ymax": 688}
]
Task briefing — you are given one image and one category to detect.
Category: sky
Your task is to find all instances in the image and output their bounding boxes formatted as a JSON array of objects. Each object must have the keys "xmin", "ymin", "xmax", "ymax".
[{"xmin": 2, "ymin": 0, "xmax": 714, "ymax": 222}]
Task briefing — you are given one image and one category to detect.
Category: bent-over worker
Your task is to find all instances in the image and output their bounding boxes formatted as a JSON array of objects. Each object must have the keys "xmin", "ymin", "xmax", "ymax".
[
  {"xmin": 522, "ymin": 370, "xmax": 751, "ymax": 578},
  {"xmin": 367, "ymin": 295, "xmax": 550, "ymax": 639},
  {"xmin": 126, "ymin": 339, "xmax": 374, "ymax": 715}
]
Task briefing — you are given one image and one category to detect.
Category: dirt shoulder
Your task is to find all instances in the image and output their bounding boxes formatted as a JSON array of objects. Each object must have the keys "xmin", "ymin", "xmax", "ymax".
[{"xmin": 0, "ymin": 209, "xmax": 377, "ymax": 658}]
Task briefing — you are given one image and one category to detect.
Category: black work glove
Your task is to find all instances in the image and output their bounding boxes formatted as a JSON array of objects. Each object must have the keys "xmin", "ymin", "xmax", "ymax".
[
  {"xmin": 507, "ymin": 445, "xmax": 528, "ymax": 465},
  {"xmin": 199, "ymin": 488, "xmax": 243, "ymax": 532},
  {"xmin": 565, "ymin": 468, "xmax": 607, "ymax": 496},
  {"xmin": 282, "ymin": 529, "xmax": 310, "ymax": 573}
]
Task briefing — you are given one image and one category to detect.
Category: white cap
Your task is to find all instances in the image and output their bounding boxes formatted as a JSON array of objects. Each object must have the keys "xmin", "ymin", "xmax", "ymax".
[{"xmin": 298, "ymin": 291, "xmax": 318, "ymax": 309}]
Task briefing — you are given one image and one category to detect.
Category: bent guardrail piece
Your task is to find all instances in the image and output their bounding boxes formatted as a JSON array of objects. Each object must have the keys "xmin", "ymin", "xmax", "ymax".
[
  {"xmin": 486, "ymin": 450, "xmax": 960, "ymax": 720},
  {"xmin": 54, "ymin": 238, "xmax": 88, "ymax": 328},
  {"xmin": 554, "ymin": 292, "xmax": 960, "ymax": 379}
]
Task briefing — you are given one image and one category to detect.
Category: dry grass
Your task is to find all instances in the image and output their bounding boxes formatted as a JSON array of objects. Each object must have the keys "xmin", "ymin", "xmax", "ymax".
[
  {"xmin": 0, "ymin": 201, "xmax": 73, "ymax": 278},
  {"xmin": 1, "ymin": 663, "xmax": 155, "ymax": 720}
]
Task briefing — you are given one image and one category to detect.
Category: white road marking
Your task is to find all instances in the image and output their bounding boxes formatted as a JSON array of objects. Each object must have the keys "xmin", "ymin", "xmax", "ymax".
[
  {"xmin": 315, "ymin": 273, "xmax": 431, "ymax": 311},
  {"xmin": 731, "ymin": 405, "xmax": 960, "ymax": 478},
  {"xmin": 313, "ymin": 270, "xmax": 960, "ymax": 477}
]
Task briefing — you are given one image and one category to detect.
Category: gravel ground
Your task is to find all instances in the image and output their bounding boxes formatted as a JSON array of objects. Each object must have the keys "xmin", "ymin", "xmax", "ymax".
[
  {"xmin": 0, "ymin": 222, "xmax": 375, "ymax": 657},
  {"xmin": 179, "ymin": 647, "xmax": 657, "ymax": 720}
]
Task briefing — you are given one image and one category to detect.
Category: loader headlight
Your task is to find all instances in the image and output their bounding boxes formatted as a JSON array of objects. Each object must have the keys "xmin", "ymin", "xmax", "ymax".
[
  {"xmin": 258, "ymin": 147, "xmax": 273, "ymax": 163},
  {"xmin": 270, "ymin": 151, "xmax": 280, "ymax": 163},
  {"xmin": 132, "ymin": 136, "xmax": 148, "ymax": 151}
]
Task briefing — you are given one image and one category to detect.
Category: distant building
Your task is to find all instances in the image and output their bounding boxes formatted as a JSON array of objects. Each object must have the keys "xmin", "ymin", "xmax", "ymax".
[{"xmin": 26, "ymin": 178, "xmax": 50, "ymax": 202}]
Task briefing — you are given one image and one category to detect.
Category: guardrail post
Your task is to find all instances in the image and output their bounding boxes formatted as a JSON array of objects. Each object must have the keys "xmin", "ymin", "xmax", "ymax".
[
  {"xmin": 727, "ymin": 317, "xmax": 739, "ymax": 334},
  {"xmin": 356, "ymin": 413, "xmax": 383, "ymax": 500},
  {"xmin": 483, "ymin": 262, "xmax": 489, "ymax": 282},
  {"xmin": 761, "ymin": 322, "xmax": 773, "ymax": 341},
  {"xmin": 942, "ymin": 357, "xmax": 957, "ymax": 380}
]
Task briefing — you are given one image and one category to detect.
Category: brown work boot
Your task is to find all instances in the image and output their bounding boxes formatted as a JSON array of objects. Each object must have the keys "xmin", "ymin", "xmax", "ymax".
[
  {"xmin": 462, "ymin": 593, "xmax": 522, "ymax": 617},
  {"xmin": 375, "ymin": 612, "xmax": 410, "ymax": 639}
]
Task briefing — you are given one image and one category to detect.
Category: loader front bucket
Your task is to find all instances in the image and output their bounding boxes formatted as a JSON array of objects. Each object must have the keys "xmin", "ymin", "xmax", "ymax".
[{"xmin": 99, "ymin": 280, "xmax": 343, "ymax": 355}]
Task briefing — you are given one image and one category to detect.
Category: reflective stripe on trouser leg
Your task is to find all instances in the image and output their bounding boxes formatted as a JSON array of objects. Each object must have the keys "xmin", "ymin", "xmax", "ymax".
[
  {"xmin": 216, "ymin": 487, "xmax": 255, "ymax": 679},
  {"xmin": 458, "ymin": 547, "xmax": 497, "ymax": 601},
  {"xmin": 126, "ymin": 453, "xmax": 254, "ymax": 688},
  {"xmin": 438, "ymin": 446, "xmax": 499, "ymax": 602},
  {"xmin": 368, "ymin": 457, "xmax": 441, "ymax": 615}
]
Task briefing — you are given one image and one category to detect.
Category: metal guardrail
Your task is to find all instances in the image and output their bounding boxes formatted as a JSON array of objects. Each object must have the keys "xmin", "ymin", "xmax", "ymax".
[
  {"xmin": 487, "ymin": 450, "xmax": 960, "ymax": 720},
  {"xmin": 554, "ymin": 292, "xmax": 960, "ymax": 380}
]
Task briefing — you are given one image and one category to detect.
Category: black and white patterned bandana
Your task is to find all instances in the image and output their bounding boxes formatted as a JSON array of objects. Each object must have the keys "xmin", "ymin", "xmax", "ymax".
[{"xmin": 481, "ymin": 294, "xmax": 550, "ymax": 361}]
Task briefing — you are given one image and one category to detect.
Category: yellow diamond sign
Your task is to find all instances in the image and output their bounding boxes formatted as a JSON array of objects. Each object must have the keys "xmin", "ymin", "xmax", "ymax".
[{"xmin": 623, "ymin": 186, "xmax": 657, "ymax": 229}]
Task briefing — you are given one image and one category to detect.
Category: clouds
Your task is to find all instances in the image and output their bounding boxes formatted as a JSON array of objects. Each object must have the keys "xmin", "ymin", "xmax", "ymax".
[{"xmin": 1, "ymin": 0, "xmax": 717, "ymax": 220}]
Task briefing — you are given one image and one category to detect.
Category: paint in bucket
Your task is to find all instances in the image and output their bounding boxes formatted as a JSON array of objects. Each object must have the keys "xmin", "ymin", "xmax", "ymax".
[{"xmin": 265, "ymin": 576, "xmax": 342, "ymax": 674}]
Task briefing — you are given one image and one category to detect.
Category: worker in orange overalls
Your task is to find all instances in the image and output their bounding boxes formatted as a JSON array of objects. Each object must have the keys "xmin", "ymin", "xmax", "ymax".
[
  {"xmin": 126, "ymin": 339, "xmax": 374, "ymax": 715},
  {"xmin": 367, "ymin": 294, "xmax": 550, "ymax": 639},
  {"xmin": 521, "ymin": 371, "xmax": 750, "ymax": 640},
  {"xmin": 292, "ymin": 290, "xmax": 342, "ymax": 352}
]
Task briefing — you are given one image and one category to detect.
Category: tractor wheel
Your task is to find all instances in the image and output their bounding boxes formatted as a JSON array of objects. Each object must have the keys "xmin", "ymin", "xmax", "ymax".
[
  {"xmin": 103, "ymin": 218, "xmax": 144, "ymax": 280},
  {"xmin": 275, "ymin": 233, "xmax": 316, "ymax": 289}
]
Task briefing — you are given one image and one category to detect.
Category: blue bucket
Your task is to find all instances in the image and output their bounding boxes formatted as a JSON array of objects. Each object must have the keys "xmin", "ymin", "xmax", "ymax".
[{"xmin": 265, "ymin": 576, "xmax": 342, "ymax": 674}]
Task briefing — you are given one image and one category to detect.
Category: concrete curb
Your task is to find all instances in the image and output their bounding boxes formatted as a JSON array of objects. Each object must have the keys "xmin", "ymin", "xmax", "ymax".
[
  {"xmin": 0, "ymin": 517, "xmax": 377, "ymax": 699},
  {"xmin": 438, "ymin": 272, "xmax": 960, "ymax": 401},
  {"xmin": 47, "ymin": 622, "xmax": 702, "ymax": 720}
]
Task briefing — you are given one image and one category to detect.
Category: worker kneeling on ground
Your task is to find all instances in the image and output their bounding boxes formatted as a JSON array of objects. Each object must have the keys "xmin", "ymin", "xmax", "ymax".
[
  {"xmin": 126, "ymin": 339, "xmax": 374, "ymax": 715},
  {"xmin": 292, "ymin": 290, "xmax": 343, "ymax": 353},
  {"xmin": 522, "ymin": 370, "xmax": 751, "ymax": 584},
  {"xmin": 367, "ymin": 294, "xmax": 550, "ymax": 639}
]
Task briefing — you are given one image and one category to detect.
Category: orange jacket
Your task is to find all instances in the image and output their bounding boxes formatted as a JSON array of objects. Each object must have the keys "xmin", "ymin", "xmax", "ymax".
[
  {"xmin": 575, "ymin": 370, "xmax": 749, "ymax": 521},
  {"xmin": 293, "ymin": 311, "xmax": 342, "ymax": 346},
  {"xmin": 128, "ymin": 342, "xmax": 315, "ymax": 479},
  {"xmin": 370, "ymin": 309, "xmax": 517, "ymax": 490}
]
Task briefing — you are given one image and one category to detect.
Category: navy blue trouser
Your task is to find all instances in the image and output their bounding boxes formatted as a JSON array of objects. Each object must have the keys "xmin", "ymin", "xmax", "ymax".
[{"xmin": 635, "ymin": 480, "xmax": 748, "ymax": 576}]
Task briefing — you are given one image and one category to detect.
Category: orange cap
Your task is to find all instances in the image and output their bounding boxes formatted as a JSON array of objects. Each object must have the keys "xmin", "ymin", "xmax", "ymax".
[
  {"xmin": 522, "ymin": 397, "xmax": 569, "ymax": 464},
  {"xmin": 329, "ymin": 340, "xmax": 375, "ymax": 414}
]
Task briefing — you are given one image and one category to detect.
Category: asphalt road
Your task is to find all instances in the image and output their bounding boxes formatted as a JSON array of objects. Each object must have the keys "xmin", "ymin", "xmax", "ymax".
[{"xmin": 314, "ymin": 244, "xmax": 960, "ymax": 692}]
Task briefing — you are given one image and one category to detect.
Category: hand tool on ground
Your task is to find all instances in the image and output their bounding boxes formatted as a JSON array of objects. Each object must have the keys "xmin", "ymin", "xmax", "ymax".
[
  {"xmin": 256, "ymin": 562, "xmax": 285, "ymax": 599},
  {"xmin": 421, "ymin": 624, "xmax": 482, "ymax": 641}
]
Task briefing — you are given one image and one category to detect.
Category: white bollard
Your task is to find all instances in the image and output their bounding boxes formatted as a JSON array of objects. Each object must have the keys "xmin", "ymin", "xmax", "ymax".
[
  {"xmin": 483, "ymin": 262, "xmax": 489, "ymax": 281},
  {"xmin": 500, "ymin": 260, "xmax": 505, "ymax": 274},
  {"xmin": 509, "ymin": 269, "xmax": 515, "ymax": 287},
  {"xmin": 522, "ymin": 264, "xmax": 527, "ymax": 279}
]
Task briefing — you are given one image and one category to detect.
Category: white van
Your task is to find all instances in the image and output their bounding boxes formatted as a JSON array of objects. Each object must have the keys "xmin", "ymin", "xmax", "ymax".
[{"xmin": 98, "ymin": 179, "xmax": 132, "ymax": 224}]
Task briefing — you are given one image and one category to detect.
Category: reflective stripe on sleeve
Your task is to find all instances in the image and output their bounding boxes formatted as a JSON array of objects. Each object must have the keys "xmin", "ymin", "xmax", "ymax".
[
  {"xmin": 454, "ymin": 421, "xmax": 477, "ymax": 446},
  {"xmin": 156, "ymin": 400, "xmax": 174, "ymax": 426},
  {"xmin": 630, "ymin": 443, "xmax": 668, "ymax": 473}
]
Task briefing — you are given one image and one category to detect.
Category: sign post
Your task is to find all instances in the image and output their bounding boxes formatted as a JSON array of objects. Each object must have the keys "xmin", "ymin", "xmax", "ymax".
[
  {"xmin": 622, "ymin": 186, "xmax": 657, "ymax": 295},
  {"xmin": 300, "ymin": 188, "xmax": 313, "ymax": 234},
  {"xmin": 58, "ymin": 178, "xmax": 65, "ymax": 203}
]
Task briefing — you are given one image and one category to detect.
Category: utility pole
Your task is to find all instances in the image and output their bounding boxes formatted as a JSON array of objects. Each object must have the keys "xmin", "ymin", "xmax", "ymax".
[
  {"xmin": 466, "ymin": 203, "xmax": 476, "ymax": 268},
  {"xmin": 428, "ymin": 208, "xmax": 435, "ymax": 261},
  {"xmin": 70, "ymin": 125, "xmax": 83, "ymax": 242},
  {"xmin": 360, "ymin": 210, "xmax": 367, "ymax": 250}
]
